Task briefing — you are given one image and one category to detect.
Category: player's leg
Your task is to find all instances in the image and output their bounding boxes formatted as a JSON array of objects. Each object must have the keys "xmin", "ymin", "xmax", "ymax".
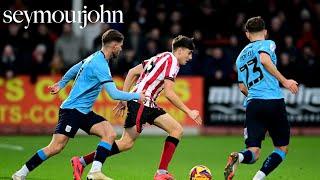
[
  {"xmin": 72, "ymin": 101, "xmax": 141, "ymax": 170},
  {"xmin": 74, "ymin": 126, "xmax": 140, "ymax": 168},
  {"xmin": 253, "ymin": 99, "xmax": 290, "ymax": 180},
  {"xmin": 224, "ymin": 100, "xmax": 266, "ymax": 180},
  {"xmin": 12, "ymin": 108, "xmax": 79, "ymax": 179},
  {"xmin": 12, "ymin": 134, "xmax": 69, "ymax": 179},
  {"xmin": 85, "ymin": 120, "xmax": 116, "ymax": 179},
  {"xmin": 153, "ymin": 113, "xmax": 183, "ymax": 179}
]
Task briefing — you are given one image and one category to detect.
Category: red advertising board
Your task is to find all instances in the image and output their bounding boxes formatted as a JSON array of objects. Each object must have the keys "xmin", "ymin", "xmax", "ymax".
[{"xmin": 0, "ymin": 76, "xmax": 203, "ymax": 134}]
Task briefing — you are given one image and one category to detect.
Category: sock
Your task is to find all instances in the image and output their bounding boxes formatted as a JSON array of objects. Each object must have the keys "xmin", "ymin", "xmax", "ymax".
[
  {"xmin": 158, "ymin": 136, "xmax": 180, "ymax": 170},
  {"xmin": 15, "ymin": 165, "xmax": 29, "ymax": 176},
  {"xmin": 89, "ymin": 141, "xmax": 112, "ymax": 173},
  {"xmin": 157, "ymin": 169, "xmax": 168, "ymax": 175},
  {"xmin": 253, "ymin": 170, "xmax": 266, "ymax": 180},
  {"xmin": 238, "ymin": 153, "xmax": 244, "ymax": 162},
  {"xmin": 90, "ymin": 161, "xmax": 102, "ymax": 173},
  {"xmin": 239, "ymin": 149, "xmax": 255, "ymax": 164},
  {"xmin": 260, "ymin": 149, "xmax": 285, "ymax": 176},
  {"xmin": 82, "ymin": 142, "xmax": 120, "ymax": 166},
  {"xmin": 82, "ymin": 151, "xmax": 95, "ymax": 166},
  {"xmin": 25, "ymin": 149, "xmax": 48, "ymax": 172},
  {"xmin": 110, "ymin": 141, "xmax": 120, "ymax": 155},
  {"xmin": 79, "ymin": 156, "xmax": 87, "ymax": 167}
]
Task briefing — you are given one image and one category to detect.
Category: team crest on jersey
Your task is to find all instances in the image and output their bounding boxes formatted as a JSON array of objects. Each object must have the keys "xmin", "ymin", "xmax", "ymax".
[{"xmin": 270, "ymin": 42, "xmax": 276, "ymax": 52}]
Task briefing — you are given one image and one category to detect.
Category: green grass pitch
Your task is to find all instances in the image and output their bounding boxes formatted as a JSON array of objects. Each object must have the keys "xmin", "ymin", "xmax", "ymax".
[{"xmin": 1, "ymin": 135, "xmax": 319, "ymax": 179}]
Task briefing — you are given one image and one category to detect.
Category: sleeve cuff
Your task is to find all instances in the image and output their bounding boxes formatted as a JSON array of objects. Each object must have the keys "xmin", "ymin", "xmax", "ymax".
[
  {"xmin": 258, "ymin": 50, "xmax": 271, "ymax": 56},
  {"xmin": 58, "ymin": 81, "xmax": 65, "ymax": 88},
  {"xmin": 100, "ymin": 80, "xmax": 113, "ymax": 84},
  {"xmin": 164, "ymin": 77, "xmax": 175, "ymax": 81}
]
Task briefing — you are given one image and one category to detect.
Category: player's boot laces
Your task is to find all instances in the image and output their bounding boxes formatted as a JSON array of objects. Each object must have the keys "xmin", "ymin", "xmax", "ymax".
[{"xmin": 224, "ymin": 152, "xmax": 239, "ymax": 180}]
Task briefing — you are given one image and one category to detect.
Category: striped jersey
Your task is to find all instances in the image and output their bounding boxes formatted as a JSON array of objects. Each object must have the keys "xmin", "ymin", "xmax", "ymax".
[{"xmin": 132, "ymin": 52, "xmax": 180, "ymax": 107}]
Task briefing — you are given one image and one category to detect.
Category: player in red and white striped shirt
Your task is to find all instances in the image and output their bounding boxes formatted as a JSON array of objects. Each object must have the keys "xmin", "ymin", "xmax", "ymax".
[
  {"xmin": 131, "ymin": 51, "xmax": 180, "ymax": 108},
  {"xmin": 71, "ymin": 35, "xmax": 202, "ymax": 180}
]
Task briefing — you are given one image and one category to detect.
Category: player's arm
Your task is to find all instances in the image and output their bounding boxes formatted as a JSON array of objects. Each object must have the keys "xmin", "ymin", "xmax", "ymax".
[
  {"xmin": 123, "ymin": 64, "xmax": 144, "ymax": 91},
  {"xmin": 260, "ymin": 52, "xmax": 299, "ymax": 94},
  {"xmin": 238, "ymin": 83, "xmax": 248, "ymax": 96},
  {"xmin": 49, "ymin": 61, "xmax": 83, "ymax": 94},
  {"xmin": 104, "ymin": 82, "xmax": 145, "ymax": 101},
  {"xmin": 113, "ymin": 64, "xmax": 144, "ymax": 118},
  {"xmin": 164, "ymin": 79, "xmax": 202, "ymax": 124}
]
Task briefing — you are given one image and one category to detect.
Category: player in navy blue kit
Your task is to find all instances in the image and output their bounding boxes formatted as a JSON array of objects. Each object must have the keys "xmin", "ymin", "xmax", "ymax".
[
  {"xmin": 12, "ymin": 29, "xmax": 145, "ymax": 180},
  {"xmin": 224, "ymin": 17, "xmax": 299, "ymax": 180}
]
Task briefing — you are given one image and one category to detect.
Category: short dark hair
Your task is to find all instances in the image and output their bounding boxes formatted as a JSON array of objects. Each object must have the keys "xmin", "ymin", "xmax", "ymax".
[
  {"xmin": 172, "ymin": 35, "xmax": 195, "ymax": 51},
  {"xmin": 101, "ymin": 29, "xmax": 124, "ymax": 46},
  {"xmin": 245, "ymin": 16, "xmax": 265, "ymax": 33}
]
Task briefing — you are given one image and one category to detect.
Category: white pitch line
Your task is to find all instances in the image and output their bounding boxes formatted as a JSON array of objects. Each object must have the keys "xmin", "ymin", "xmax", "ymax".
[{"xmin": 0, "ymin": 144, "xmax": 24, "ymax": 151}]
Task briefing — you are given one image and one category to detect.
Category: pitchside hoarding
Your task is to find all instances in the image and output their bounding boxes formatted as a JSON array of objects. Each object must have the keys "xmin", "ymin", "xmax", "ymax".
[
  {"xmin": 206, "ymin": 85, "xmax": 320, "ymax": 126},
  {"xmin": 0, "ymin": 76, "xmax": 203, "ymax": 134}
]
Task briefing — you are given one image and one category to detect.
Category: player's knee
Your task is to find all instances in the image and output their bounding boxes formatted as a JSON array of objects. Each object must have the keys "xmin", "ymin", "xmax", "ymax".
[
  {"xmin": 108, "ymin": 130, "xmax": 117, "ymax": 141},
  {"xmin": 170, "ymin": 125, "xmax": 183, "ymax": 138},
  {"xmin": 99, "ymin": 128, "xmax": 116, "ymax": 141}
]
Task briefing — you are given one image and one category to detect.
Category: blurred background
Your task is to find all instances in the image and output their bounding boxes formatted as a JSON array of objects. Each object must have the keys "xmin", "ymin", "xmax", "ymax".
[
  {"xmin": 1, "ymin": 0, "xmax": 320, "ymax": 179},
  {"xmin": 0, "ymin": 0, "xmax": 320, "ymax": 134}
]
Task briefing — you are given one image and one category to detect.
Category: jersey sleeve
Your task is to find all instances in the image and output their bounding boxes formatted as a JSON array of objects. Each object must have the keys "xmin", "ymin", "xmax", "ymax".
[
  {"xmin": 58, "ymin": 60, "xmax": 84, "ymax": 88},
  {"xmin": 237, "ymin": 68, "xmax": 244, "ymax": 83},
  {"xmin": 258, "ymin": 40, "xmax": 276, "ymax": 57},
  {"xmin": 236, "ymin": 60, "xmax": 244, "ymax": 83},
  {"xmin": 141, "ymin": 59, "xmax": 149, "ymax": 68},
  {"xmin": 95, "ymin": 60, "xmax": 113, "ymax": 83},
  {"xmin": 104, "ymin": 82, "xmax": 140, "ymax": 101},
  {"xmin": 164, "ymin": 55, "xmax": 178, "ymax": 81}
]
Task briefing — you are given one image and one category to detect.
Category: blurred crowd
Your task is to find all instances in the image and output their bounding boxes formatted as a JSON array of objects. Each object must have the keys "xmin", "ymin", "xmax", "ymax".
[{"xmin": 1, "ymin": 0, "xmax": 320, "ymax": 86}]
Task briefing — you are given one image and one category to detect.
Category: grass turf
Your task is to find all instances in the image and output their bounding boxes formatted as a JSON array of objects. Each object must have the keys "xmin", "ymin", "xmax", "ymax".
[{"xmin": 1, "ymin": 135, "xmax": 319, "ymax": 179}]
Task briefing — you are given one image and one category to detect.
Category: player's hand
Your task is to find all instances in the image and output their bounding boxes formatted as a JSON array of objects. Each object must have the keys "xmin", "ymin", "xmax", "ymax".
[
  {"xmin": 48, "ymin": 83, "xmax": 61, "ymax": 95},
  {"xmin": 139, "ymin": 90, "xmax": 146, "ymax": 103},
  {"xmin": 283, "ymin": 79, "xmax": 299, "ymax": 94},
  {"xmin": 188, "ymin": 110, "xmax": 202, "ymax": 125},
  {"xmin": 113, "ymin": 101, "xmax": 127, "ymax": 118}
]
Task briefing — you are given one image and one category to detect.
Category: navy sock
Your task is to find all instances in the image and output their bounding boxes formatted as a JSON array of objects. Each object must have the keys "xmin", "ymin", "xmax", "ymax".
[
  {"xmin": 110, "ymin": 142, "xmax": 120, "ymax": 156},
  {"xmin": 240, "ymin": 150, "xmax": 255, "ymax": 164},
  {"xmin": 25, "ymin": 149, "xmax": 47, "ymax": 171},
  {"xmin": 94, "ymin": 141, "xmax": 112, "ymax": 164},
  {"xmin": 260, "ymin": 149, "xmax": 286, "ymax": 175}
]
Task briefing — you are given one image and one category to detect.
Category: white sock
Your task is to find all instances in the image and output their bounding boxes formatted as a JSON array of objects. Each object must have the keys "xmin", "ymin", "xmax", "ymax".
[
  {"xmin": 15, "ymin": 165, "xmax": 29, "ymax": 176},
  {"xmin": 79, "ymin": 157, "xmax": 87, "ymax": 167},
  {"xmin": 90, "ymin": 161, "xmax": 102, "ymax": 173},
  {"xmin": 157, "ymin": 169, "xmax": 168, "ymax": 175},
  {"xmin": 238, "ymin": 153, "xmax": 244, "ymax": 163},
  {"xmin": 253, "ymin": 170, "xmax": 266, "ymax": 180}
]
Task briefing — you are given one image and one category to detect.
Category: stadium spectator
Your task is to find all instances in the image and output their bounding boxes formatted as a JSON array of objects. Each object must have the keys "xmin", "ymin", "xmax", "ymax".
[
  {"xmin": 53, "ymin": 23, "xmax": 84, "ymax": 71},
  {"xmin": 82, "ymin": 15, "xmax": 102, "ymax": 55},
  {"xmin": 0, "ymin": 0, "xmax": 319, "ymax": 86},
  {"xmin": 0, "ymin": 44, "xmax": 18, "ymax": 79}
]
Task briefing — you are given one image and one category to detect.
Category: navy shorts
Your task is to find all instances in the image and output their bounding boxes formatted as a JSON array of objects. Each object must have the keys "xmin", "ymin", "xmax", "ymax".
[
  {"xmin": 124, "ymin": 101, "xmax": 166, "ymax": 133},
  {"xmin": 54, "ymin": 108, "xmax": 106, "ymax": 138},
  {"xmin": 244, "ymin": 99, "xmax": 290, "ymax": 148}
]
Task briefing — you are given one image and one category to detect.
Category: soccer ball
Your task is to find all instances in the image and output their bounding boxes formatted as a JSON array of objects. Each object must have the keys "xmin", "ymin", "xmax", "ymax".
[{"xmin": 189, "ymin": 165, "xmax": 212, "ymax": 180}]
